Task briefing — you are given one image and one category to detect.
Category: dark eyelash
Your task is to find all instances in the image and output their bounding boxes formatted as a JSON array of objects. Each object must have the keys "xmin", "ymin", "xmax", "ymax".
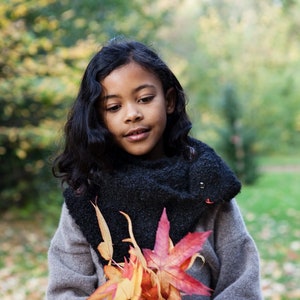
[
  {"xmin": 107, "ymin": 105, "xmax": 120, "ymax": 112},
  {"xmin": 139, "ymin": 96, "xmax": 154, "ymax": 102}
]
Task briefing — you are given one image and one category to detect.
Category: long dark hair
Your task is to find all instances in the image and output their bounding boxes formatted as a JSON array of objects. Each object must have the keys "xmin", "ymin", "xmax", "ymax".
[{"xmin": 52, "ymin": 38, "xmax": 194, "ymax": 191}]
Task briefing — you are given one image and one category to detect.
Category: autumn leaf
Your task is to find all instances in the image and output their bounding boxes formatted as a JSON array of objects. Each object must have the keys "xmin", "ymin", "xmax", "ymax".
[
  {"xmin": 91, "ymin": 200, "xmax": 113, "ymax": 262},
  {"xmin": 88, "ymin": 251, "xmax": 143, "ymax": 300},
  {"xmin": 140, "ymin": 270, "xmax": 159, "ymax": 300},
  {"xmin": 121, "ymin": 212, "xmax": 163, "ymax": 299},
  {"xmin": 88, "ymin": 265, "xmax": 118, "ymax": 300},
  {"xmin": 143, "ymin": 208, "xmax": 212, "ymax": 297},
  {"xmin": 113, "ymin": 256, "xmax": 143, "ymax": 300},
  {"xmin": 120, "ymin": 211, "xmax": 148, "ymax": 269},
  {"xmin": 90, "ymin": 204, "xmax": 211, "ymax": 300}
]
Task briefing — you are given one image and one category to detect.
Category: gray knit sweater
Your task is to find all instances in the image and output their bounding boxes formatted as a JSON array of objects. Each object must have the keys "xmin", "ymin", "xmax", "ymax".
[
  {"xmin": 47, "ymin": 140, "xmax": 262, "ymax": 299},
  {"xmin": 47, "ymin": 200, "xmax": 262, "ymax": 299}
]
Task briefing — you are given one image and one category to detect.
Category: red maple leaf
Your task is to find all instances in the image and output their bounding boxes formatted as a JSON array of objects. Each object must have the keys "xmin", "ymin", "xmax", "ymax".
[
  {"xmin": 90, "ymin": 203, "xmax": 212, "ymax": 299},
  {"xmin": 143, "ymin": 208, "xmax": 212, "ymax": 298}
]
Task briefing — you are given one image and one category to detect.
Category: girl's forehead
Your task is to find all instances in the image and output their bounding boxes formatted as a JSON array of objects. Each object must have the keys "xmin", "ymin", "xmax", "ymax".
[
  {"xmin": 108, "ymin": 61, "xmax": 152, "ymax": 77},
  {"xmin": 101, "ymin": 62, "xmax": 162, "ymax": 91}
]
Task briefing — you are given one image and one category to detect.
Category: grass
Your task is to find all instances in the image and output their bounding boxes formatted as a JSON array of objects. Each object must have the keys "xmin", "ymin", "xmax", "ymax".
[
  {"xmin": 0, "ymin": 155, "xmax": 299, "ymax": 299},
  {"xmin": 257, "ymin": 154, "xmax": 300, "ymax": 166},
  {"xmin": 237, "ymin": 160, "xmax": 300, "ymax": 299}
]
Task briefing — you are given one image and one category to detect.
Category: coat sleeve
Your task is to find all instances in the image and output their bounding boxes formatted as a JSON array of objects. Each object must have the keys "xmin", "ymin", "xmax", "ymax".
[
  {"xmin": 47, "ymin": 203, "xmax": 104, "ymax": 299},
  {"xmin": 209, "ymin": 200, "xmax": 263, "ymax": 299}
]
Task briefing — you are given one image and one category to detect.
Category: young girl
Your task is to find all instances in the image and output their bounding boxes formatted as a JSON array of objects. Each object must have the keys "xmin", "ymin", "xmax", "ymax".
[{"xmin": 47, "ymin": 39, "xmax": 262, "ymax": 299}]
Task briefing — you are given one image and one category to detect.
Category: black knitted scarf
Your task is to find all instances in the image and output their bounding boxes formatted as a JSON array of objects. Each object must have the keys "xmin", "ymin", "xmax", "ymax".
[{"xmin": 64, "ymin": 138, "xmax": 241, "ymax": 266}]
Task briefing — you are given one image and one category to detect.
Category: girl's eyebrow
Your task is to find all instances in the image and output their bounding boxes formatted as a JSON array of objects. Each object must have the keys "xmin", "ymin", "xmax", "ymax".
[
  {"xmin": 101, "ymin": 84, "xmax": 156, "ymax": 100},
  {"xmin": 134, "ymin": 84, "xmax": 156, "ymax": 93},
  {"xmin": 101, "ymin": 94, "xmax": 118, "ymax": 101}
]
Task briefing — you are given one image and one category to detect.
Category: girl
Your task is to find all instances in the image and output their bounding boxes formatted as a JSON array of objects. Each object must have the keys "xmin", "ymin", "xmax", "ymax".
[{"xmin": 47, "ymin": 39, "xmax": 262, "ymax": 299}]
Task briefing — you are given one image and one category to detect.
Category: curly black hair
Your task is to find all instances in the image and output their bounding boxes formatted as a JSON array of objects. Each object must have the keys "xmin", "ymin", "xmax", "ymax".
[{"xmin": 52, "ymin": 38, "xmax": 194, "ymax": 192}]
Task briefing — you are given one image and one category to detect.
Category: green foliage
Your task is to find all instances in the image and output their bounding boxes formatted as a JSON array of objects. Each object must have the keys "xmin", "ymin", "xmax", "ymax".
[
  {"xmin": 167, "ymin": 0, "xmax": 300, "ymax": 153},
  {"xmin": 217, "ymin": 85, "xmax": 259, "ymax": 184},
  {"xmin": 1, "ymin": 0, "xmax": 300, "ymax": 212},
  {"xmin": 0, "ymin": 0, "xmax": 176, "ymax": 211}
]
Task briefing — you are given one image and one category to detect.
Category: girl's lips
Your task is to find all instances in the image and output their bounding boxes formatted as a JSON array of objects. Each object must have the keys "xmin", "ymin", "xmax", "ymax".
[{"xmin": 124, "ymin": 128, "xmax": 150, "ymax": 142}]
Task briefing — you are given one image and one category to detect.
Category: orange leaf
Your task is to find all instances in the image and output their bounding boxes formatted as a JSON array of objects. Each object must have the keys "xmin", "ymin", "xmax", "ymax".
[
  {"xmin": 143, "ymin": 208, "xmax": 212, "ymax": 297},
  {"xmin": 88, "ymin": 256, "xmax": 144, "ymax": 300},
  {"xmin": 121, "ymin": 212, "xmax": 163, "ymax": 298},
  {"xmin": 140, "ymin": 270, "xmax": 159, "ymax": 300}
]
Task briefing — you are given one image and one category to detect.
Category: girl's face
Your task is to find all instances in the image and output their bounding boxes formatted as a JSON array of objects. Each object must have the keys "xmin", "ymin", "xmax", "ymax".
[{"xmin": 99, "ymin": 62, "xmax": 175, "ymax": 159}]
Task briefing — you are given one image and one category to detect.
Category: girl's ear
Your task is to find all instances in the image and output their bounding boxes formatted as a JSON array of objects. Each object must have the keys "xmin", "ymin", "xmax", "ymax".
[{"xmin": 165, "ymin": 88, "xmax": 176, "ymax": 114}]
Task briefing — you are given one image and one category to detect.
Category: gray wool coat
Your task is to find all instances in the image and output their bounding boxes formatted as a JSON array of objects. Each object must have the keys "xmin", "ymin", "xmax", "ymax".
[{"xmin": 47, "ymin": 199, "xmax": 263, "ymax": 299}]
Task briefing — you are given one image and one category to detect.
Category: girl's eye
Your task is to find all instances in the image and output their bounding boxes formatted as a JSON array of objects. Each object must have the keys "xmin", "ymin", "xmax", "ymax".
[
  {"xmin": 106, "ymin": 104, "xmax": 121, "ymax": 112},
  {"xmin": 138, "ymin": 96, "xmax": 154, "ymax": 103}
]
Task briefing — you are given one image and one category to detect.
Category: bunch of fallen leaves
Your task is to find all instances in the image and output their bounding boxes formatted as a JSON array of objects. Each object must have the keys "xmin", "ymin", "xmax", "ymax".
[{"xmin": 88, "ymin": 203, "xmax": 212, "ymax": 300}]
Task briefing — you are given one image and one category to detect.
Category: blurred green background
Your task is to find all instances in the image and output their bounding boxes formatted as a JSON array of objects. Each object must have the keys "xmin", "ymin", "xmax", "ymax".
[{"xmin": 0, "ymin": 0, "xmax": 299, "ymax": 299}]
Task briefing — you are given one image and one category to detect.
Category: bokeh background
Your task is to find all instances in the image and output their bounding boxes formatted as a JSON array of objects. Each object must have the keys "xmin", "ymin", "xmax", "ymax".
[{"xmin": 1, "ymin": 0, "xmax": 299, "ymax": 299}]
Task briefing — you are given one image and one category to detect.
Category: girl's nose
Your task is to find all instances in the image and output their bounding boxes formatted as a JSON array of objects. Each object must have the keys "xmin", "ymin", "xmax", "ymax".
[{"xmin": 125, "ymin": 104, "xmax": 143, "ymax": 123}]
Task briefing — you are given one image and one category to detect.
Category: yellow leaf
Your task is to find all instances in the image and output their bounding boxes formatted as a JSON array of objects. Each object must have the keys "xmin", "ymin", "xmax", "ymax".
[
  {"xmin": 167, "ymin": 284, "xmax": 181, "ymax": 300},
  {"xmin": 114, "ymin": 261, "xmax": 143, "ymax": 300},
  {"xmin": 120, "ymin": 211, "xmax": 147, "ymax": 269},
  {"xmin": 91, "ymin": 201, "xmax": 113, "ymax": 262},
  {"xmin": 120, "ymin": 212, "xmax": 163, "ymax": 299},
  {"xmin": 104, "ymin": 265, "xmax": 122, "ymax": 280}
]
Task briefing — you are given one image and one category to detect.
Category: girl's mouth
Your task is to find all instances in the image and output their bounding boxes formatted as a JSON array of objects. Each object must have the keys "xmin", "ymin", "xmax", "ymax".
[{"xmin": 124, "ymin": 127, "xmax": 150, "ymax": 141}]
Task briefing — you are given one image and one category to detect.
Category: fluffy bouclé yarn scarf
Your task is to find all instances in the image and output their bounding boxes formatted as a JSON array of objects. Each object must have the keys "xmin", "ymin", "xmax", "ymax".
[{"xmin": 64, "ymin": 138, "xmax": 241, "ymax": 265}]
